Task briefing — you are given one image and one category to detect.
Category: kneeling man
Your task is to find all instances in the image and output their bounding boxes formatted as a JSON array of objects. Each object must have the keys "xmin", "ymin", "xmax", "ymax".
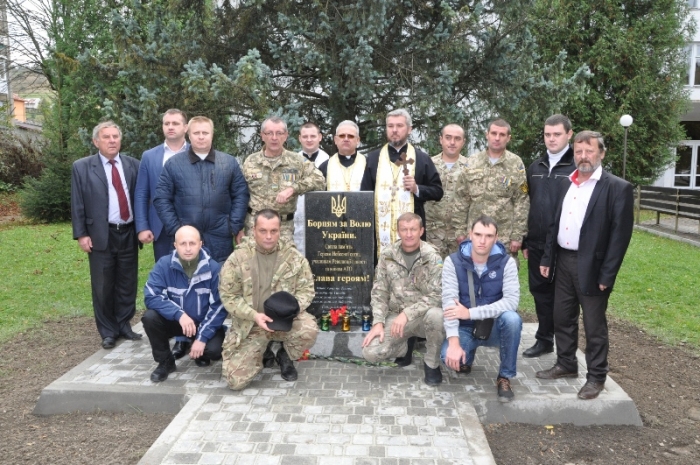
[
  {"xmin": 442, "ymin": 215, "xmax": 522, "ymax": 402},
  {"xmin": 362, "ymin": 213, "xmax": 445, "ymax": 385},
  {"xmin": 219, "ymin": 209, "xmax": 318, "ymax": 389},
  {"xmin": 142, "ymin": 225, "xmax": 228, "ymax": 382}
]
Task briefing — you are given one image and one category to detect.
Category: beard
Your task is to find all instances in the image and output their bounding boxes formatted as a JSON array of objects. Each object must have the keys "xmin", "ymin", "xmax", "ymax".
[
  {"xmin": 389, "ymin": 137, "xmax": 407, "ymax": 148},
  {"xmin": 577, "ymin": 161, "xmax": 601, "ymax": 173}
]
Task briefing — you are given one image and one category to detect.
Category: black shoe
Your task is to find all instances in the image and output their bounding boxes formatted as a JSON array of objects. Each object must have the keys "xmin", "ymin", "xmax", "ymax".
[
  {"xmin": 497, "ymin": 377, "xmax": 514, "ymax": 403},
  {"xmin": 394, "ymin": 337, "xmax": 416, "ymax": 367},
  {"xmin": 101, "ymin": 337, "xmax": 116, "ymax": 349},
  {"xmin": 276, "ymin": 348, "xmax": 298, "ymax": 381},
  {"xmin": 536, "ymin": 364, "xmax": 578, "ymax": 379},
  {"xmin": 522, "ymin": 340, "xmax": 554, "ymax": 358},
  {"xmin": 423, "ymin": 362, "xmax": 442, "ymax": 386},
  {"xmin": 578, "ymin": 380, "xmax": 605, "ymax": 400},
  {"xmin": 194, "ymin": 356, "xmax": 211, "ymax": 367},
  {"xmin": 262, "ymin": 342, "xmax": 276, "ymax": 368},
  {"xmin": 172, "ymin": 340, "xmax": 191, "ymax": 360},
  {"xmin": 120, "ymin": 329, "xmax": 143, "ymax": 340},
  {"xmin": 150, "ymin": 357, "xmax": 176, "ymax": 382},
  {"xmin": 459, "ymin": 364, "xmax": 472, "ymax": 375}
]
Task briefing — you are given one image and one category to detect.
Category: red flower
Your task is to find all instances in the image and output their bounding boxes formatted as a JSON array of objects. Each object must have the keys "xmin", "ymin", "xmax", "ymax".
[
  {"xmin": 298, "ymin": 349, "xmax": 310, "ymax": 361},
  {"xmin": 330, "ymin": 308, "xmax": 341, "ymax": 325}
]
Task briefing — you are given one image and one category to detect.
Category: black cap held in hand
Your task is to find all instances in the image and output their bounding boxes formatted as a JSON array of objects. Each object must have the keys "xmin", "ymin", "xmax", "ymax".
[{"xmin": 263, "ymin": 291, "xmax": 300, "ymax": 331}]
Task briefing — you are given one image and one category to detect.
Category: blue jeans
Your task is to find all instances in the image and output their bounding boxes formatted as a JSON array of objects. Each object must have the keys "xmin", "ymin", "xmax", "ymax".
[{"xmin": 441, "ymin": 311, "xmax": 522, "ymax": 379}]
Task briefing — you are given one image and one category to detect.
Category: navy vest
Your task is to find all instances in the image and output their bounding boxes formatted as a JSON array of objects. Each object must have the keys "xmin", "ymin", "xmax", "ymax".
[{"xmin": 450, "ymin": 243, "xmax": 510, "ymax": 327}]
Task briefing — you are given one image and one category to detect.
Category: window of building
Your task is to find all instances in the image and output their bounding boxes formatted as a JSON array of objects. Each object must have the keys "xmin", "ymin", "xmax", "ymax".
[
  {"xmin": 674, "ymin": 143, "xmax": 700, "ymax": 188},
  {"xmin": 684, "ymin": 44, "xmax": 700, "ymax": 86}
]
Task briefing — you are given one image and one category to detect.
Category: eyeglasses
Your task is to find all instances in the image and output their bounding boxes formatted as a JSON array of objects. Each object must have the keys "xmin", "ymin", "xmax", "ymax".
[
  {"xmin": 336, "ymin": 134, "xmax": 356, "ymax": 140},
  {"xmin": 262, "ymin": 131, "xmax": 287, "ymax": 138}
]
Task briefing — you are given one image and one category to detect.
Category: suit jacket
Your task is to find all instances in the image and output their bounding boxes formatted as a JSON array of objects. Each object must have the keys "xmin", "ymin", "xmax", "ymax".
[
  {"xmin": 71, "ymin": 153, "xmax": 140, "ymax": 251},
  {"xmin": 542, "ymin": 170, "xmax": 634, "ymax": 296},
  {"xmin": 134, "ymin": 143, "xmax": 188, "ymax": 239}
]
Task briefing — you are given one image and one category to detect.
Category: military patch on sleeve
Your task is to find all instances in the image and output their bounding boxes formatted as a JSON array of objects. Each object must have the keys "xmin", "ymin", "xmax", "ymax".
[{"xmin": 520, "ymin": 182, "xmax": 529, "ymax": 194}]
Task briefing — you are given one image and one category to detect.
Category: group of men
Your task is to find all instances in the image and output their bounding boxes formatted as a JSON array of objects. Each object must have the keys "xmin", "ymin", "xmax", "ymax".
[{"xmin": 71, "ymin": 108, "xmax": 633, "ymax": 402}]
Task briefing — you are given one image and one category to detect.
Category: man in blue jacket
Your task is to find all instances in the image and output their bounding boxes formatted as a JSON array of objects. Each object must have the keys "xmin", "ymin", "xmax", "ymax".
[
  {"xmin": 154, "ymin": 116, "xmax": 249, "ymax": 264},
  {"xmin": 142, "ymin": 225, "xmax": 228, "ymax": 382},
  {"xmin": 441, "ymin": 215, "xmax": 522, "ymax": 402},
  {"xmin": 135, "ymin": 109, "xmax": 189, "ymax": 261}
]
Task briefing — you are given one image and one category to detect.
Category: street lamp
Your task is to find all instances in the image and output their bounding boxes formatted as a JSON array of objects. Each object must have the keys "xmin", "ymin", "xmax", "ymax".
[{"xmin": 619, "ymin": 114, "xmax": 633, "ymax": 180}]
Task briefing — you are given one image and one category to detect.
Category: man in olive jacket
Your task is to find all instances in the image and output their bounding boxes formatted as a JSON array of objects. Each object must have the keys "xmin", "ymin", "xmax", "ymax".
[{"xmin": 219, "ymin": 209, "xmax": 318, "ymax": 390}]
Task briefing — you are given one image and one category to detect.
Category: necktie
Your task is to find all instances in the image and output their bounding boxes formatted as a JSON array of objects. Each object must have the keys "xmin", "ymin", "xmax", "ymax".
[{"xmin": 108, "ymin": 159, "xmax": 130, "ymax": 221}]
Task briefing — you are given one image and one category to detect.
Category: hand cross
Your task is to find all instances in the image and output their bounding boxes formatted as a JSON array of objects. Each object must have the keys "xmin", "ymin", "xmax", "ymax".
[{"xmin": 394, "ymin": 152, "xmax": 414, "ymax": 176}]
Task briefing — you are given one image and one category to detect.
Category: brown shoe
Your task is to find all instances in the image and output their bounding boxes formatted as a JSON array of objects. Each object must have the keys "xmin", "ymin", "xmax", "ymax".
[
  {"xmin": 578, "ymin": 381, "xmax": 605, "ymax": 400},
  {"xmin": 535, "ymin": 364, "xmax": 578, "ymax": 379}
]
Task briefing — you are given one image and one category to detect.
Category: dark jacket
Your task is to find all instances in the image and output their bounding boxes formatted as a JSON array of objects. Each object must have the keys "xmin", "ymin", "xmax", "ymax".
[
  {"xmin": 154, "ymin": 148, "xmax": 249, "ymax": 263},
  {"xmin": 542, "ymin": 170, "xmax": 634, "ymax": 295},
  {"xmin": 134, "ymin": 143, "xmax": 188, "ymax": 240},
  {"xmin": 523, "ymin": 147, "xmax": 575, "ymax": 250},
  {"xmin": 360, "ymin": 144, "xmax": 443, "ymax": 238},
  {"xmin": 71, "ymin": 153, "xmax": 140, "ymax": 251},
  {"xmin": 144, "ymin": 248, "xmax": 226, "ymax": 343}
]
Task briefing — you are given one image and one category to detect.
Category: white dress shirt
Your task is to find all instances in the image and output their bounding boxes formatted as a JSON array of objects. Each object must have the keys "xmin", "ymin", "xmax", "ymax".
[
  {"xmin": 163, "ymin": 141, "xmax": 187, "ymax": 165},
  {"xmin": 100, "ymin": 153, "xmax": 134, "ymax": 224},
  {"xmin": 557, "ymin": 166, "xmax": 602, "ymax": 251}
]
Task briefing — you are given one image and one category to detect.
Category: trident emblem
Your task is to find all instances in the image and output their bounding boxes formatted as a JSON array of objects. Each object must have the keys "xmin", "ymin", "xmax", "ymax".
[{"xmin": 331, "ymin": 195, "xmax": 347, "ymax": 218}]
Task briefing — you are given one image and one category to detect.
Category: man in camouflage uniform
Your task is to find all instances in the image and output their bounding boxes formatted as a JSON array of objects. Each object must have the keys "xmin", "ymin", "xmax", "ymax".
[
  {"xmin": 456, "ymin": 118, "xmax": 529, "ymax": 266},
  {"xmin": 362, "ymin": 213, "xmax": 445, "ymax": 386},
  {"xmin": 219, "ymin": 209, "xmax": 318, "ymax": 390},
  {"xmin": 425, "ymin": 124, "xmax": 469, "ymax": 257},
  {"xmin": 243, "ymin": 116, "xmax": 325, "ymax": 244}
]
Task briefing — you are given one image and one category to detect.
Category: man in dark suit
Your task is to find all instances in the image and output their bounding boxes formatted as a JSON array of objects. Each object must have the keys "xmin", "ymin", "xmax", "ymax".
[
  {"xmin": 536, "ymin": 130, "xmax": 634, "ymax": 400},
  {"xmin": 71, "ymin": 121, "xmax": 142, "ymax": 349},
  {"xmin": 135, "ymin": 109, "xmax": 189, "ymax": 261}
]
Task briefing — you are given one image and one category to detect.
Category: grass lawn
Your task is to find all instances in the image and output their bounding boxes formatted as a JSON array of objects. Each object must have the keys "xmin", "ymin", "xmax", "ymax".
[
  {"xmin": 518, "ymin": 229, "xmax": 700, "ymax": 349},
  {"xmin": 0, "ymin": 222, "xmax": 155, "ymax": 343}
]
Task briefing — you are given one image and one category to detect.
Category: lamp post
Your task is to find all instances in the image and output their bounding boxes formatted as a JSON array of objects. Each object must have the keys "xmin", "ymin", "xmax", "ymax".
[{"xmin": 619, "ymin": 114, "xmax": 633, "ymax": 180}]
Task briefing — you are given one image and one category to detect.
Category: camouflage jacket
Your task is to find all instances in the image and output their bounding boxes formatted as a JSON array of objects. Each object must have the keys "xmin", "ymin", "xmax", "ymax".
[
  {"xmin": 424, "ymin": 153, "xmax": 470, "ymax": 240},
  {"xmin": 371, "ymin": 240, "xmax": 443, "ymax": 326},
  {"xmin": 218, "ymin": 236, "xmax": 315, "ymax": 350},
  {"xmin": 455, "ymin": 150, "xmax": 529, "ymax": 243},
  {"xmin": 242, "ymin": 149, "xmax": 325, "ymax": 216}
]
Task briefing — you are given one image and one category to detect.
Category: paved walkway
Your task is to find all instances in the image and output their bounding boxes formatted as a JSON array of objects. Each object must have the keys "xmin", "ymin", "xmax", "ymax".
[
  {"xmin": 34, "ymin": 323, "xmax": 641, "ymax": 465},
  {"xmin": 636, "ymin": 215, "xmax": 700, "ymax": 247}
]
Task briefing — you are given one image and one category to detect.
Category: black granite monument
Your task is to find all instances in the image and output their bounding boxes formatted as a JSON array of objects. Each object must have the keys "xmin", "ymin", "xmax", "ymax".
[{"xmin": 305, "ymin": 191, "xmax": 374, "ymax": 317}]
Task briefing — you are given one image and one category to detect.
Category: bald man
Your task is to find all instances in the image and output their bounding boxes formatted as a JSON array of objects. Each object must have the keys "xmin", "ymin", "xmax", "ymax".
[{"xmin": 142, "ymin": 226, "xmax": 228, "ymax": 382}]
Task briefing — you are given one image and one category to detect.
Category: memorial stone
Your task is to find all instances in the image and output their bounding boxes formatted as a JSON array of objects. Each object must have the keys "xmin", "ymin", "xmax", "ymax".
[{"xmin": 305, "ymin": 191, "xmax": 374, "ymax": 318}]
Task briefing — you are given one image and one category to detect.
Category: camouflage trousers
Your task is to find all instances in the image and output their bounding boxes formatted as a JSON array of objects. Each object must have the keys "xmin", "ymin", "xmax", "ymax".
[
  {"xmin": 222, "ymin": 312, "xmax": 318, "ymax": 390},
  {"xmin": 362, "ymin": 307, "xmax": 445, "ymax": 369},
  {"xmin": 426, "ymin": 228, "xmax": 462, "ymax": 258},
  {"xmin": 245, "ymin": 213, "xmax": 296, "ymax": 245}
]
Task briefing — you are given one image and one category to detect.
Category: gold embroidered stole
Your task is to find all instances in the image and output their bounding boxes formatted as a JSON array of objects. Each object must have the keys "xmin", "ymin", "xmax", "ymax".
[
  {"xmin": 326, "ymin": 154, "xmax": 366, "ymax": 191},
  {"xmin": 375, "ymin": 144, "xmax": 416, "ymax": 256}
]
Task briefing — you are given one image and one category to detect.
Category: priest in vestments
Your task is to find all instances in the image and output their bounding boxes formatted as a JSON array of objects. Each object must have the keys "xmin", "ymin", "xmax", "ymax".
[
  {"xmin": 318, "ymin": 120, "xmax": 366, "ymax": 191},
  {"xmin": 360, "ymin": 109, "xmax": 443, "ymax": 257}
]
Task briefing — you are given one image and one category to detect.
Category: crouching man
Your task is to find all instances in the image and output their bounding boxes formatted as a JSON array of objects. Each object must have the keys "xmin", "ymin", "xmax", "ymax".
[
  {"xmin": 362, "ymin": 213, "xmax": 445, "ymax": 386},
  {"xmin": 219, "ymin": 209, "xmax": 318, "ymax": 389},
  {"xmin": 142, "ymin": 225, "xmax": 227, "ymax": 382},
  {"xmin": 442, "ymin": 215, "xmax": 522, "ymax": 402}
]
